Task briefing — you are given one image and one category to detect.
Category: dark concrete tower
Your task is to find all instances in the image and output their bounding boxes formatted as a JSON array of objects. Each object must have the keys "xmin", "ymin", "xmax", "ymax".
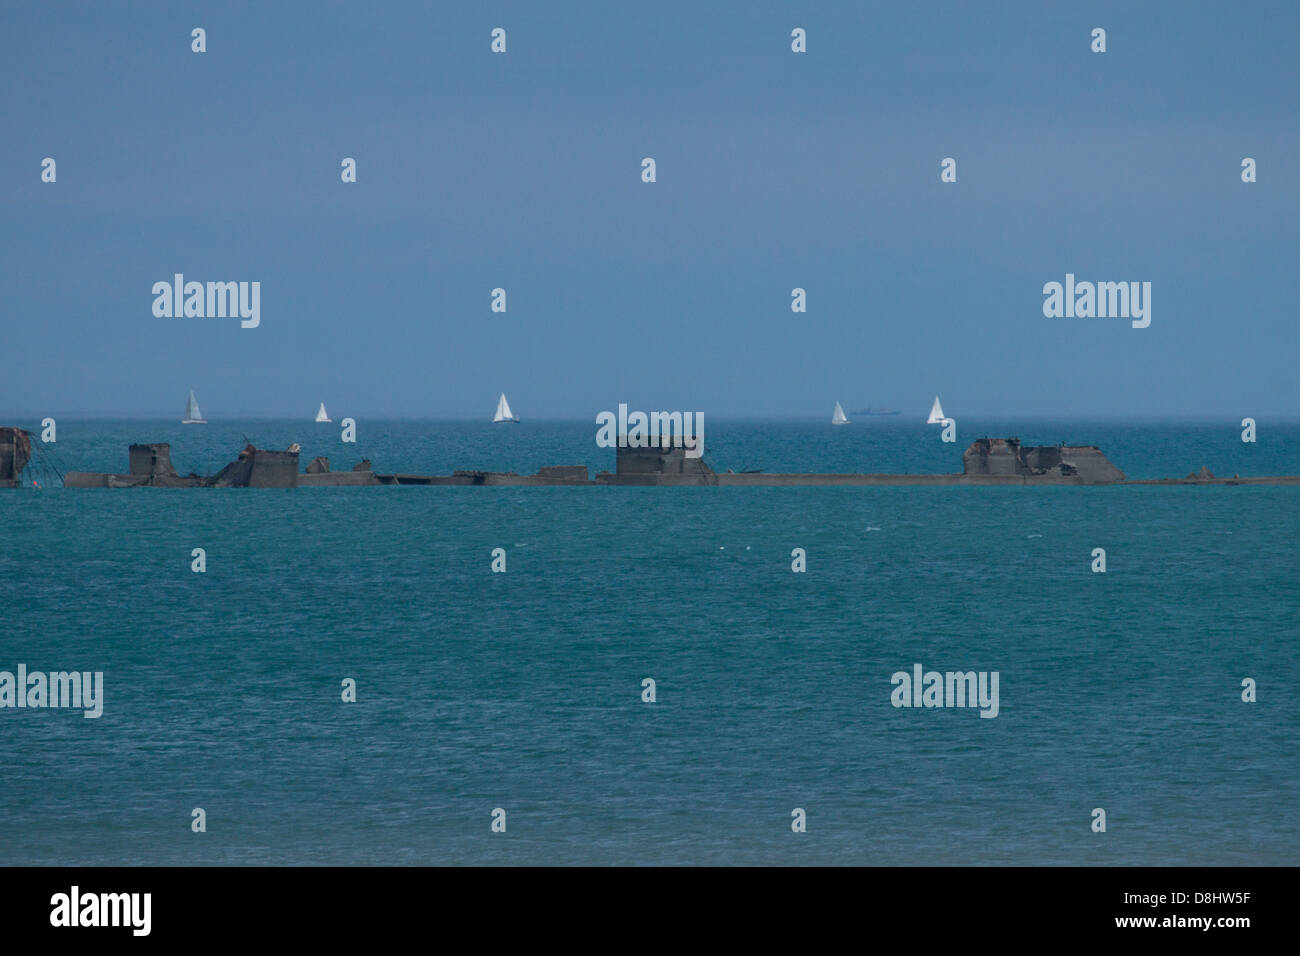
[{"xmin": 0, "ymin": 427, "xmax": 33, "ymax": 487}]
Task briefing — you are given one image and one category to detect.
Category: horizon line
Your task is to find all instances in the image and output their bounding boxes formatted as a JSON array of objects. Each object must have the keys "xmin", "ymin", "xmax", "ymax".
[{"xmin": 3, "ymin": 413, "xmax": 1296, "ymax": 423}]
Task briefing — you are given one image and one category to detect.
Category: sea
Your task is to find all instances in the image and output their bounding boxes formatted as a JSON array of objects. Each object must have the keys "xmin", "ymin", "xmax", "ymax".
[{"xmin": 2, "ymin": 418, "xmax": 1298, "ymax": 865}]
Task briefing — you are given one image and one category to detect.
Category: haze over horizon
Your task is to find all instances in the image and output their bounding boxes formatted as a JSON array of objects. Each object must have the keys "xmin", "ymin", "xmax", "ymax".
[
  {"xmin": 11, "ymin": 410, "xmax": 1300, "ymax": 424},
  {"xmin": 3, "ymin": 1, "xmax": 1297, "ymax": 420}
]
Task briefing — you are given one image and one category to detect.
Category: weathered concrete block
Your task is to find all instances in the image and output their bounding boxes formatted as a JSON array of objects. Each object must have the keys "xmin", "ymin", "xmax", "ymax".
[
  {"xmin": 963, "ymin": 438, "xmax": 1124, "ymax": 483},
  {"xmin": 963, "ymin": 438, "xmax": 1024, "ymax": 476},
  {"xmin": 0, "ymin": 427, "xmax": 32, "ymax": 487},
  {"xmin": 615, "ymin": 442, "xmax": 712, "ymax": 477},
  {"xmin": 247, "ymin": 449, "xmax": 299, "ymax": 488},
  {"xmin": 536, "ymin": 465, "xmax": 588, "ymax": 481},
  {"xmin": 299, "ymin": 470, "xmax": 380, "ymax": 486},
  {"xmin": 129, "ymin": 443, "xmax": 178, "ymax": 478},
  {"xmin": 63, "ymin": 471, "xmax": 112, "ymax": 489},
  {"xmin": 1058, "ymin": 446, "xmax": 1126, "ymax": 482},
  {"xmin": 211, "ymin": 445, "xmax": 298, "ymax": 488}
]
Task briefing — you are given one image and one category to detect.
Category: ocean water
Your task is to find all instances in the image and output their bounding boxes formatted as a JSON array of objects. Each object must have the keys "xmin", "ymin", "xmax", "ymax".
[{"xmin": 2, "ymin": 418, "xmax": 1299, "ymax": 865}]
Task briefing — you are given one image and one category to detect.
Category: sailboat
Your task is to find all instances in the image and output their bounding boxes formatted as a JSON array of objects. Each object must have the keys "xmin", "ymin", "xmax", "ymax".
[
  {"xmin": 831, "ymin": 401, "xmax": 850, "ymax": 425},
  {"xmin": 493, "ymin": 392, "xmax": 519, "ymax": 423},
  {"xmin": 182, "ymin": 389, "xmax": 206, "ymax": 424},
  {"xmin": 315, "ymin": 402, "xmax": 332, "ymax": 423},
  {"xmin": 927, "ymin": 396, "xmax": 945, "ymax": 424}
]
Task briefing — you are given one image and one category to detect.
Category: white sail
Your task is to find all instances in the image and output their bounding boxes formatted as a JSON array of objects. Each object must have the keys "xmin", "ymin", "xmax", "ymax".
[
  {"xmin": 831, "ymin": 401, "xmax": 849, "ymax": 425},
  {"xmin": 927, "ymin": 395, "xmax": 945, "ymax": 424},
  {"xmin": 493, "ymin": 392, "xmax": 517, "ymax": 423},
  {"xmin": 315, "ymin": 402, "xmax": 331, "ymax": 423},
  {"xmin": 182, "ymin": 389, "xmax": 205, "ymax": 424}
]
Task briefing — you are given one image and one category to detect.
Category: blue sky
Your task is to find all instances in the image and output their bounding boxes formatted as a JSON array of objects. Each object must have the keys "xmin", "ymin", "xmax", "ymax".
[{"xmin": 2, "ymin": 1, "xmax": 1297, "ymax": 418}]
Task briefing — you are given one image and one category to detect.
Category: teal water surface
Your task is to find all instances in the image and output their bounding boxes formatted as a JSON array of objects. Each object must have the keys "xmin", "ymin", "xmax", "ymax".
[{"xmin": 2, "ymin": 419, "xmax": 1298, "ymax": 864}]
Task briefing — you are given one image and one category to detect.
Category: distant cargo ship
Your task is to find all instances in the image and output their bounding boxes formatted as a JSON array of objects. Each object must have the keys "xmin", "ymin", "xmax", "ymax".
[{"xmin": 851, "ymin": 406, "xmax": 901, "ymax": 416}]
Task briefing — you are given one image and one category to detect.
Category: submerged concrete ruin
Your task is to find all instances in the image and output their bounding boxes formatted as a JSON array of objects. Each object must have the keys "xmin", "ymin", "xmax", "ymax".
[
  {"xmin": 5, "ymin": 429, "xmax": 1299, "ymax": 489},
  {"xmin": 61, "ymin": 443, "xmax": 379, "ymax": 489},
  {"xmin": 961, "ymin": 437, "xmax": 1127, "ymax": 483},
  {"xmin": 373, "ymin": 438, "xmax": 1298, "ymax": 487},
  {"xmin": 1, "ymin": 427, "xmax": 33, "ymax": 488}
]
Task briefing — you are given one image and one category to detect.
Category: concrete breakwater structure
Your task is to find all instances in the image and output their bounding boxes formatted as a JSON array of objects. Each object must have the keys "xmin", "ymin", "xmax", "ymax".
[
  {"xmin": 587, "ymin": 438, "xmax": 1294, "ymax": 486},
  {"xmin": 61, "ymin": 443, "xmax": 378, "ymax": 488},
  {"xmin": 376, "ymin": 438, "xmax": 1299, "ymax": 486},
  {"xmin": 0, "ymin": 427, "xmax": 33, "ymax": 488},
  {"xmin": 0, "ymin": 430, "xmax": 1291, "ymax": 488}
]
